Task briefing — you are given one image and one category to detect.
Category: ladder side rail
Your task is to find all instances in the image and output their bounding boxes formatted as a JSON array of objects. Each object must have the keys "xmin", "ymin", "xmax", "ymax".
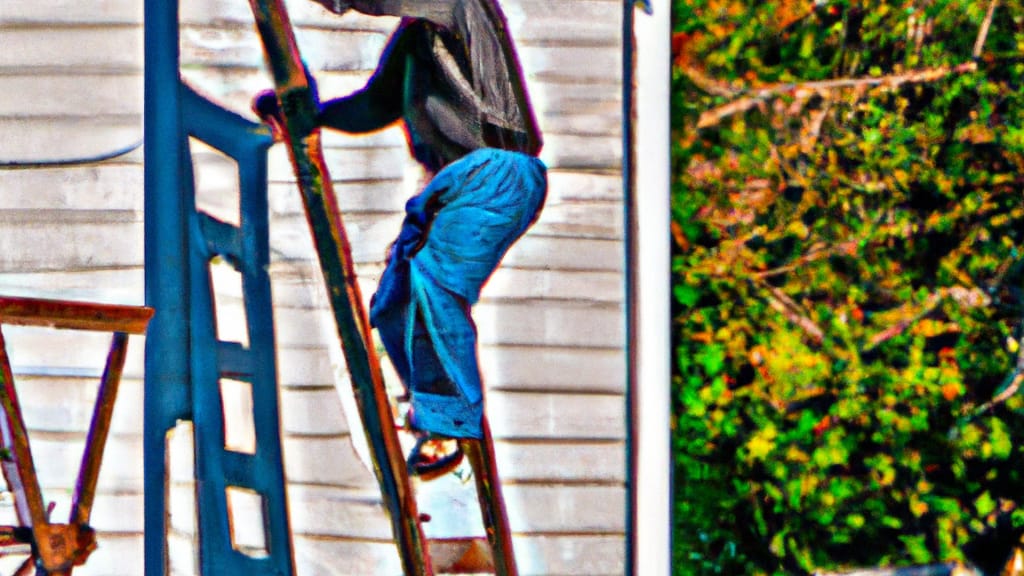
[
  {"xmin": 244, "ymin": 2, "xmax": 431, "ymax": 574},
  {"xmin": 461, "ymin": 418, "xmax": 517, "ymax": 576}
]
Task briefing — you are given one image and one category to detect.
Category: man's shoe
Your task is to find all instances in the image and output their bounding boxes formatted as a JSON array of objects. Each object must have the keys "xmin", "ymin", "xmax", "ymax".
[{"xmin": 407, "ymin": 434, "xmax": 464, "ymax": 481}]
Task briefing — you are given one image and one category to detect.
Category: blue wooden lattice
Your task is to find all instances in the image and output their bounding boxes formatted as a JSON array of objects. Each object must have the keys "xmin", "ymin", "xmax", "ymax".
[{"xmin": 143, "ymin": 2, "xmax": 295, "ymax": 573}]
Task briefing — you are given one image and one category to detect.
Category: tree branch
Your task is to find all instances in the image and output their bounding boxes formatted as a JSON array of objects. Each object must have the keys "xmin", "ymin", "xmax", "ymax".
[
  {"xmin": 973, "ymin": 0, "xmax": 999, "ymax": 58},
  {"xmin": 696, "ymin": 62, "xmax": 978, "ymax": 129},
  {"xmin": 752, "ymin": 241, "xmax": 858, "ymax": 279},
  {"xmin": 963, "ymin": 322, "xmax": 1024, "ymax": 420},
  {"xmin": 761, "ymin": 283, "xmax": 825, "ymax": 345},
  {"xmin": 675, "ymin": 63, "xmax": 740, "ymax": 98},
  {"xmin": 814, "ymin": 562, "xmax": 980, "ymax": 576},
  {"xmin": 864, "ymin": 292, "xmax": 944, "ymax": 351}
]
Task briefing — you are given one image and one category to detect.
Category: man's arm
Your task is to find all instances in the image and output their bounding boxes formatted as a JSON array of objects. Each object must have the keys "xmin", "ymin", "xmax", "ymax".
[{"xmin": 316, "ymin": 21, "xmax": 411, "ymax": 133}]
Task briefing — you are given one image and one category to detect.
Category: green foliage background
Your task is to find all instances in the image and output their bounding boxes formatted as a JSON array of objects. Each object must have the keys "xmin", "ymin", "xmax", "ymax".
[{"xmin": 670, "ymin": 1, "xmax": 1024, "ymax": 574}]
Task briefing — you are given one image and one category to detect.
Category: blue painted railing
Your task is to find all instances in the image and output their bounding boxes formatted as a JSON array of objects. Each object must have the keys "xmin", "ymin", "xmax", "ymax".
[{"xmin": 144, "ymin": 2, "xmax": 295, "ymax": 573}]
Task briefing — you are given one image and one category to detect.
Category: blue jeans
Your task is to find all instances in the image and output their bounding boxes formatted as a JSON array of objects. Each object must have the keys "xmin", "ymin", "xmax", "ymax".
[{"xmin": 369, "ymin": 148, "xmax": 547, "ymax": 438}]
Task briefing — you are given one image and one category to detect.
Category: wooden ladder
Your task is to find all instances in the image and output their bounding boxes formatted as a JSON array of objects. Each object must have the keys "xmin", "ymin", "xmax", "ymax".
[{"xmin": 246, "ymin": 2, "xmax": 517, "ymax": 574}]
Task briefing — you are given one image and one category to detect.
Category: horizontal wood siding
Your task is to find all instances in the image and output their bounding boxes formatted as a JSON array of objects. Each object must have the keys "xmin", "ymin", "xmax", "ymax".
[{"xmin": 0, "ymin": 0, "xmax": 626, "ymax": 573}]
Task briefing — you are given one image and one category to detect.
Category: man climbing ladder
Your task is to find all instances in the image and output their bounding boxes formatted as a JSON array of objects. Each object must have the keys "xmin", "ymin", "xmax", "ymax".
[
  {"xmin": 256, "ymin": 0, "xmax": 544, "ymax": 456},
  {"xmin": 248, "ymin": 0, "xmax": 545, "ymax": 573}
]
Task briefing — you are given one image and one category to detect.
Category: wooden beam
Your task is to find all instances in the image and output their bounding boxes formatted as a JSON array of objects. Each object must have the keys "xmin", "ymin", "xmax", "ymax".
[{"xmin": 0, "ymin": 296, "xmax": 152, "ymax": 335}]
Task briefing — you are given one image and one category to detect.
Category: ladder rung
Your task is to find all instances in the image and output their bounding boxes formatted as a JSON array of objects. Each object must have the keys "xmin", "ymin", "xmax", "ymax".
[
  {"xmin": 217, "ymin": 341, "xmax": 253, "ymax": 380},
  {"xmin": 428, "ymin": 537, "xmax": 495, "ymax": 574},
  {"xmin": 197, "ymin": 212, "xmax": 242, "ymax": 263}
]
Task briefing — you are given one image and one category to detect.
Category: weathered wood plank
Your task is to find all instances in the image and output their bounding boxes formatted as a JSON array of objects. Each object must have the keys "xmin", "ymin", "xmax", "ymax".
[
  {"xmin": 0, "ymin": 74, "xmax": 142, "ymax": 118},
  {"xmin": 0, "ymin": 165, "xmax": 143, "ymax": 212},
  {"xmin": 538, "ymin": 109, "xmax": 622, "ymax": 138},
  {"xmin": 268, "ymin": 144, "xmax": 407, "ymax": 183},
  {"xmin": 290, "ymin": 533, "xmax": 625, "ymax": 576},
  {"xmin": 269, "ymin": 233, "xmax": 624, "ymax": 272},
  {"xmin": 474, "ymin": 300, "xmax": 624, "ymax": 349},
  {"xmin": 43, "ymin": 492, "xmax": 142, "ymax": 533},
  {"xmin": 268, "ymin": 229, "xmax": 626, "ymax": 272},
  {"xmin": 279, "ymin": 386, "xmax": 350, "ymax": 436},
  {"xmin": 269, "ymin": 178, "xmax": 408, "ymax": 216},
  {"xmin": 269, "ymin": 211, "xmax": 403, "ymax": 265},
  {"xmin": 477, "ymin": 345, "xmax": 625, "ymax": 393},
  {"xmin": 282, "ymin": 481, "xmax": 625, "ymax": 541},
  {"xmin": 494, "ymin": 440, "xmax": 625, "ymax": 483},
  {"xmin": 166, "ymin": 531, "xmax": 199, "ymax": 576},
  {"xmin": 180, "ymin": 25, "xmax": 390, "ymax": 71},
  {"xmin": 546, "ymin": 170, "xmax": 622, "ymax": 203},
  {"xmin": 513, "ymin": 534, "xmax": 625, "ymax": 576},
  {"xmin": 286, "ymin": 485, "xmax": 393, "ymax": 540},
  {"xmin": 0, "ymin": 27, "xmax": 142, "ymax": 71},
  {"xmin": 13, "ymin": 375, "xmax": 144, "ymax": 435},
  {"xmin": 519, "ymin": 45, "xmax": 621, "ymax": 84},
  {"xmin": 0, "ymin": 116, "xmax": 141, "ymax": 165},
  {"xmin": 505, "ymin": 484, "xmax": 626, "ymax": 533},
  {"xmin": 534, "ymin": 82, "xmax": 623, "ymax": 134},
  {"xmin": 282, "ymin": 435, "xmax": 378, "ymax": 488},
  {"xmin": 508, "ymin": 0, "xmax": 621, "ymax": 46},
  {"xmin": 407, "ymin": 479, "xmax": 627, "ymax": 536},
  {"xmin": 0, "ymin": 1, "xmax": 140, "ymax": 25},
  {"xmin": 276, "ymin": 263, "xmax": 624, "ymax": 310},
  {"xmin": 272, "ymin": 302, "xmax": 359, "ymax": 348},
  {"xmin": 179, "ymin": 0, "xmax": 398, "ymax": 32},
  {"xmin": 539, "ymin": 133, "xmax": 622, "ymax": 171},
  {"xmin": 275, "ymin": 345, "xmax": 340, "ymax": 387},
  {"xmin": 481, "ymin": 267, "xmax": 623, "ymax": 303},
  {"xmin": 0, "ymin": 219, "xmax": 142, "ymax": 271},
  {"xmin": 274, "ymin": 298, "xmax": 623, "ymax": 351},
  {"xmin": 530, "ymin": 200, "xmax": 624, "ymax": 240},
  {"xmin": 487, "ymin": 390, "xmax": 625, "ymax": 440},
  {"xmin": 3, "ymin": 326, "xmax": 145, "ymax": 377},
  {"xmin": 22, "ymin": 433, "xmax": 142, "ymax": 493},
  {"xmin": 0, "ymin": 271, "xmax": 144, "ymax": 314},
  {"xmin": 292, "ymin": 537, "xmax": 403, "ymax": 576},
  {"xmin": 74, "ymin": 534, "xmax": 145, "ymax": 576}
]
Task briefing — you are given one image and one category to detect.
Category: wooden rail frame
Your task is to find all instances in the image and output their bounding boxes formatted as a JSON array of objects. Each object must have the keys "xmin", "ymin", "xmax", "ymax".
[{"xmin": 245, "ymin": 2, "xmax": 431, "ymax": 574}]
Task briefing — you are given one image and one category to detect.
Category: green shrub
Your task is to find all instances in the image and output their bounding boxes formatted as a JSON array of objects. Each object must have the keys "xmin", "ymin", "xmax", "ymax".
[{"xmin": 671, "ymin": 1, "xmax": 1024, "ymax": 574}]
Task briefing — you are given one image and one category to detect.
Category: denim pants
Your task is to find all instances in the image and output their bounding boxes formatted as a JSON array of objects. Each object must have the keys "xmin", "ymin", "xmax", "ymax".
[{"xmin": 369, "ymin": 148, "xmax": 547, "ymax": 438}]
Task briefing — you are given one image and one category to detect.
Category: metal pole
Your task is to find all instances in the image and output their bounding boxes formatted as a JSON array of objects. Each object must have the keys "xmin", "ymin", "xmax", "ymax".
[{"xmin": 143, "ymin": 1, "xmax": 193, "ymax": 573}]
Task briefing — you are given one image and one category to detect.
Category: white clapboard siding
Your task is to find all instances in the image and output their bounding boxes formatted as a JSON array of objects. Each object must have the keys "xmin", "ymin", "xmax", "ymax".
[
  {"xmin": 0, "ymin": 164, "xmax": 144, "ymax": 212},
  {"xmin": 0, "ymin": 1, "xmax": 141, "ymax": 25},
  {"xmin": 0, "ymin": 0, "xmax": 627, "ymax": 574}
]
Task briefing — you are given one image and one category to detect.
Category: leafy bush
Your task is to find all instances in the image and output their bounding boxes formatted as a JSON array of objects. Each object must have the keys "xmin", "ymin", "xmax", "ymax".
[{"xmin": 670, "ymin": 1, "xmax": 1024, "ymax": 574}]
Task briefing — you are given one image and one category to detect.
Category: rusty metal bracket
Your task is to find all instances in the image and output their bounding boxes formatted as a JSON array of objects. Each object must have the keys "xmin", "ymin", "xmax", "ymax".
[{"xmin": 0, "ymin": 297, "xmax": 152, "ymax": 575}]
